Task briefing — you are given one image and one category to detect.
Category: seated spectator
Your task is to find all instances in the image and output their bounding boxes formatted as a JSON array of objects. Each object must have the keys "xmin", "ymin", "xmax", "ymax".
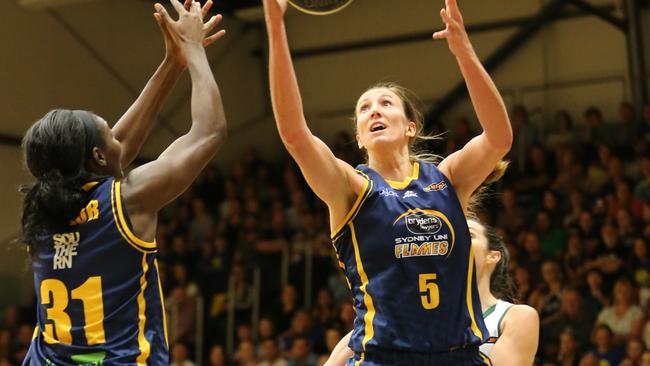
[
  {"xmin": 556, "ymin": 329, "xmax": 580, "ymax": 366},
  {"xmin": 590, "ymin": 324, "xmax": 625, "ymax": 366},
  {"xmin": 543, "ymin": 287, "xmax": 595, "ymax": 356},
  {"xmin": 170, "ymin": 342, "xmax": 197, "ymax": 366},
  {"xmin": 597, "ymin": 279, "xmax": 644, "ymax": 344},
  {"xmin": 619, "ymin": 338, "xmax": 646, "ymax": 366},
  {"xmin": 287, "ymin": 337, "xmax": 318, "ymax": 366},
  {"xmin": 258, "ymin": 338, "xmax": 288, "ymax": 366},
  {"xmin": 234, "ymin": 340, "xmax": 258, "ymax": 366},
  {"xmin": 208, "ymin": 344, "xmax": 228, "ymax": 366}
]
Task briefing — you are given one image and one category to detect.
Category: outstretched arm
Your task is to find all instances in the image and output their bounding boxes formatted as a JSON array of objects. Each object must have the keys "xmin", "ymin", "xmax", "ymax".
[
  {"xmin": 435, "ymin": 0, "xmax": 513, "ymax": 210},
  {"xmin": 112, "ymin": 0, "xmax": 221, "ymax": 167},
  {"xmin": 122, "ymin": 0, "xmax": 227, "ymax": 214},
  {"xmin": 263, "ymin": 0, "xmax": 362, "ymax": 228}
]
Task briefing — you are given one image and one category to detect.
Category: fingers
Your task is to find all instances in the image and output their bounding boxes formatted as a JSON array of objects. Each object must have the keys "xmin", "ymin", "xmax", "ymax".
[
  {"xmin": 189, "ymin": 0, "xmax": 202, "ymax": 15},
  {"xmin": 432, "ymin": 30, "xmax": 448, "ymax": 40},
  {"xmin": 183, "ymin": 0, "xmax": 192, "ymax": 10},
  {"xmin": 447, "ymin": 0, "xmax": 461, "ymax": 19},
  {"xmin": 202, "ymin": 0, "xmax": 214, "ymax": 18},
  {"xmin": 204, "ymin": 14, "xmax": 223, "ymax": 33},
  {"xmin": 440, "ymin": 7, "xmax": 452, "ymax": 25},
  {"xmin": 155, "ymin": 3, "xmax": 175, "ymax": 24},
  {"xmin": 168, "ymin": 0, "xmax": 185, "ymax": 14},
  {"xmin": 203, "ymin": 29, "xmax": 226, "ymax": 47}
]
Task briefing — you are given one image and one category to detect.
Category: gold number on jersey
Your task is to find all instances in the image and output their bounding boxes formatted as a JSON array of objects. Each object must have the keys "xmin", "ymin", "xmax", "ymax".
[
  {"xmin": 40, "ymin": 276, "xmax": 106, "ymax": 345},
  {"xmin": 419, "ymin": 273, "xmax": 439, "ymax": 310}
]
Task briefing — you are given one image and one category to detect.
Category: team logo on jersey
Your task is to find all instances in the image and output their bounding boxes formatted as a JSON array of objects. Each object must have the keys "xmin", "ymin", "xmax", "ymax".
[
  {"xmin": 424, "ymin": 181, "xmax": 447, "ymax": 192},
  {"xmin": 52, "ymin": 232, "xmax": 80, "ymax": 270},
  {"xmin": 393, "ymin": 209, "xmax": 456, "ymax": 259},
  {"xmin": 379, "ymin": 188, "xmax": 398, "ymax": 198},
  {"xmin": 403, "ymin": 191, "xmax": 418, "ymax": 199},
  {"xmin": 405, "ymin": 212, "xmax": 442, "ymax": 234}
]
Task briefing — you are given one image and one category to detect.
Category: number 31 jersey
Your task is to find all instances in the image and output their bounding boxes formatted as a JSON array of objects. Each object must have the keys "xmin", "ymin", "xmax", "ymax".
[
  {"xmin": 331, "ymin": 161, "xmax": 487, "ymax": 354},
  {"xmin": 24, "ymin": 178, "xmax": 168, "ymax": 366}
]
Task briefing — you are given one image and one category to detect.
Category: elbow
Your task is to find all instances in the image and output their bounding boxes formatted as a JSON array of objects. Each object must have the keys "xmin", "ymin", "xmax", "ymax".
[{"xmin": 488, "ymin": 127, "xmax": 513, "ymax": 155}]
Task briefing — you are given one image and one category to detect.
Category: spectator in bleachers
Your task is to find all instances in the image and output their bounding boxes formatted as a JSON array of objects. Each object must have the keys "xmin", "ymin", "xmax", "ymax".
[
  {"xmin": 547, "ymin": 110, "xmax": 577, "ymax": 150},
  {"xmin": 543, "ymin": 287, "xmax": 595, "ymax": 357},
  {"xmin": 190, "ymin": 198, "xmax": 214, "ymax": 246},
  {"xmin": 258, "ymin": 338, "xmax": 288, "ymax": 366},
  {"xmin": 235, "ymin": 340, "xmax": 258, "ymax": 366},
  {"xmin": 170, "ymin": 342, "xmax": 197, "ymax": 366},
  {"xmin": 556, "ymin": 329, "xmax": 581, "ymax": 366},
  {"xmin": 537, "ymin": 210, "xmax": 566, "ymax": 259},
  {"xmin": 620, "ymin": 338, "xmax": 646, "ymax": 366},
  {"xmin": 495, "ymin": 187, "xmax": 526, "ymax": 237},
  {"xmin": 208, "ymin": 344, "xmax": 228, "ymax": 366},
  {"xmin": 273, "ymin": 284, "xmax": 299, "ymax": 335},
  {"xmin": 531, "ymin": 261, "xmax": 564, "ymax": 321},
  {"xmin": 287, "ymin": 337, "xmax": 317, "ymax": 366},
  {"xmin": 597, "ymin": 279, "xmax": 644, "ymax": 344},
  {"xmin": 511, "ymin": 104, "xmax": 541, "ymax": 173},
  {"xmin": 590, "ymin": 324, "xmax": 625, "ymax": 365}
]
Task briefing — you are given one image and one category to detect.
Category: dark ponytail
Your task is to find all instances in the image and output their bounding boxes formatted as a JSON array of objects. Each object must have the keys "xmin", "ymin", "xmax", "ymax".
[
  {"xmin": 482, "ymin": 223, "xmax": 518, "ymax": 303},
  {"xmin": 20, "ymin": 109, "xmax": 100, "ymax": 252}
]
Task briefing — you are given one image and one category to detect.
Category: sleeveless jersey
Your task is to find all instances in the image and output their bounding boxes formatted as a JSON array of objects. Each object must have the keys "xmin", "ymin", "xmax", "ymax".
[
  {"xmin": 24, "ymin": 178, "xmax": 168, "ymax": 366},
  {"xmin": 331, "ymin": 161, "xmax": 488, "ymax": 355},
  {"xmin": 479, "ymin": 300, "xmax": 514, "ymax": 357}
]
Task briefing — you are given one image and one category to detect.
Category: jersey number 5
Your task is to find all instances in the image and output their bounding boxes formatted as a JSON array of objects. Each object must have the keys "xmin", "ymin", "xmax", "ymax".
[
  {"xmin": 40, "ymin": 277, "xmax": 106, "ymax": 345},
  {"xmin": 419, "ymin": 273, "xmax": 439, "ymax": 310}
]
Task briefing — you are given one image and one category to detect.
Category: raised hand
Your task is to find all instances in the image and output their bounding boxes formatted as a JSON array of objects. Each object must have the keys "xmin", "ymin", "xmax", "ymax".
[
  {"xmin": 262, "ymin": 0, "xmax": 289, "ymax": 27},
  {"xmin": 432, "ymin": 0, "xmax": 474, "ymax": 59},
  {"xmin": 154, "ymin": 0, "xmax": 225, "ymax": 61}
]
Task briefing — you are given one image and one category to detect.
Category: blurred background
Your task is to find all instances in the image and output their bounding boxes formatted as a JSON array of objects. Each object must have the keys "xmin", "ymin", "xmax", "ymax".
[{"xmin": 1, "ymin": 0, "xmax": 650, "ymax": 364}]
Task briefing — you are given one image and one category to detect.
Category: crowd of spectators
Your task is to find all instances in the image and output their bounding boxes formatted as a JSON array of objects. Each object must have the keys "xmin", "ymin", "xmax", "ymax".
[{"xmin": 1, "ymin": 102, "xmax": 650, "ymax": 366}]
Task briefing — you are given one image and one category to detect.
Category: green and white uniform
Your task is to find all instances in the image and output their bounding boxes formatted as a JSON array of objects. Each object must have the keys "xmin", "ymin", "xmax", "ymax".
[{"xmin": 479, "ymin": 299, "xmax": 514, "ymax": 357}]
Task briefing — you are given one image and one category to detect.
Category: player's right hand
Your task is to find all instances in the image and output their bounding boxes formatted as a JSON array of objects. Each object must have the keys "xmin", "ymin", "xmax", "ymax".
[{"xmin": 154, "ymin": 0, "xmax": 226, "ymax": 52}]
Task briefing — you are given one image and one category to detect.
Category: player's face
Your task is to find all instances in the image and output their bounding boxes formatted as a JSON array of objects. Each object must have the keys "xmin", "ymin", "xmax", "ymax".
[
  {"xmin": 468, "ymin": 220, "xmax": 489, "ymax": 277},
  {"xmin": 95, "ymin": 116, "xmax": 123, "ymax": 178},
  {"xmin": 355, "ymin": 88, "xmax": 416, "ymax": 153}
]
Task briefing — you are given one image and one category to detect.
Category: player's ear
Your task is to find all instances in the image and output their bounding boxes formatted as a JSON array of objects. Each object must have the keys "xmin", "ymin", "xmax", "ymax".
[{"xmin": 92, "ymin": 147, "xmax": 107, "ymax": 167}]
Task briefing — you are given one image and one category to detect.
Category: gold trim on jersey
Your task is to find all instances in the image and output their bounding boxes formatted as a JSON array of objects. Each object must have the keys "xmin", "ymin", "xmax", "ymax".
[
  {"xmin": 466, "ymin": 246, "xmax": 484, "ymax": 340},
  {"xmin": 111, "ymin": 181, "xmax": 157, "ymax": 253},
  {"xmin": 331, "ymin": 171, "xmax": 372, "ymax": 241},
  {"xmin": 385, "ymin": 161, "xmax": 419, "ymax": 190},
  {"xmin": 350, "ymin": 223, "xmax": 376, "ymax": 351},
  {"xmin": 81, "ymin": 181, "xmax": 99, "ymax": 192},
  {"xmin": 136, "ymin": 254, "xmax": 151, "ymax": 365},
  {"xmin": 154, "ymin": 259, "xmax": 169, "ymax": 348},
  {"xmin": 479, "ymin": 350, "xmax": 493, "ymax": 365}
]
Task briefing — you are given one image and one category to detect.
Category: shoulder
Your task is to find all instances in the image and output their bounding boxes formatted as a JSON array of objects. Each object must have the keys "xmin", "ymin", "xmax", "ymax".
[{"xmin": 503, "ymin": 304, "xmax": 539, "ymax": 328}]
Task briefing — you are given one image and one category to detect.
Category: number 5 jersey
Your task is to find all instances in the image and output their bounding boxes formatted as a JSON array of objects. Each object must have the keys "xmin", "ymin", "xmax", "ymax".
[{"xmin": 331, "ymin": 161, "xmax": 488, "ymax": 356}]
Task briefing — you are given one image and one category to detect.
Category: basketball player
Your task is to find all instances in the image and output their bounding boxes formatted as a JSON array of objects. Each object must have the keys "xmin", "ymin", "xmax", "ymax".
[
  {"xmin": 21, "ymin": 1, "xmax": 226, "ymax": 364},
  {"xmin": 263, "ymin": 0, "xmax": 512, "ymax": 364},
  {"xmin": 324, "ymin": 218, "xmax": 540, "ymax": 366}
]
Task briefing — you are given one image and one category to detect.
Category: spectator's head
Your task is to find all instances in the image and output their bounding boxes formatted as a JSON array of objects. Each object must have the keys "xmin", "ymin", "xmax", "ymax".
[
  {"xmin": 290, "ymin": 310, "xmax": 312, "ymax": 335},
  {"xmin": 567, "ymin": 232, "xmax": 582, "ymax": 255},
  {"xmin": 208, "ymin": 344, "xmax": 226, "ymax": 366},
  {"xmin": 579, "ymin": 211, "xmax": 594, "ymax": 233},
  {"xmin": 316, "ymin": 288, "xmax": 334, "ymax": 309},
  {"xmin": 634, "ymin": 238, "xmax": 649, "ymax": 260},
  {"xmin": 237, "ymin": 340, "xmax": 257, "ymax": 364},
  {"xmin": 561, "ymin": 287, "xmax": 582, "ymax": 318},
  {"xmin": 613, "ymin": 278, "xmax": 637, "ymax": 306},
  {"xmin": 290, "ymin": 336, "xmax": 312, "ymax": 362},
  {"xmin": 543, "ymin": 191, "xmax": 558, "ymax": 212},
  {"xmin": 642, "ymin": 350, "xmax": 650, "ymax": 366},
  {"xmin": 340, "ymin": 302, "xmax": 355, "ymax": 326},
  {"xmin": 585, "ymin": 107, "xmax": 604, "ymax": 127},
  {"xmin": 523, "ymin": 232, "xmax": 541, "ymax": 256},
  {"xmin": 593, "ymin": 324, "xmax": 614, "ymax": 350},
  {"xmin": 172, "ymin": 263, "xmax": 189, "ymax": 286},
  {"xmin": 616, "ymin": 180, "xmax": 633, "ymax": 203},
  {"xmin": 579, "ymin": 352, "xmax": 598, "ymax": 366},
  {"xmin": 541, "ymin": 261, "xmax": 562, "ymax": 285},
  {"xmin": 171, "ymin": 342, "xmax": 190, "ymax": 364},
  {"xmin": 261, "ymin": 338, "xmax": 281, "ymax": 362},
  {"xmin": 536, "ymin": 210, "xmax": 552, "ymax": 233},
  {"xmin": 171, "ymin": 235, "xmax": 186, "ymax": 254},
  {"xmin": 237, "ymin": 323, "xmax": 252, "ymax": 343},
  {"xmin": 586, "ymin": 269, "xmax": 604, "ymax": 291},
  {"xmin": 325, "ymin": 328, "xmax": 342, "ymax": 352},
  {"xmin": 620, "ymin": 102, "xmax": 635, "ymax": 124},
  {"xmin": 501, "ymin": 187, "xmax": 517, "ymax": 209},
  {"xmin": 627, "ymin": 338, "xmax": 645, "ymax": 363},
  {"xmin": 282, "ymin": 284, "xmax": 297, "ymax": 308},
  {"xmin": 259, "ymin": 317, "xmax": 275, "ymax": 339},
  {"xmin": 555, "ymin": 110, "xmax": 573, "ymax": 132},
  {"xmin": 600, "ymin": 221, "xmax": 619, "ymax": 249},
  {"xmin": 514, "ymin": 266, "xmax": 531, "ymax": 287},
  {"xmin": 192, "ymin": 198, "xmax": 206, "ymax": 218},
  {"xmin": 559, "ymin": 329, "xmax": 578, "ymax": 357}
]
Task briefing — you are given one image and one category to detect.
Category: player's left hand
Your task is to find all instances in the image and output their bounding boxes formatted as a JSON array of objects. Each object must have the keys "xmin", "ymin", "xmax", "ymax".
[
  {"xmin": 432, "ymin": 0, "xmax": 474, "ymax": 59},
  {"xmin": 154, "ymin": 0, "xmax": 224, "ymax": 67}
]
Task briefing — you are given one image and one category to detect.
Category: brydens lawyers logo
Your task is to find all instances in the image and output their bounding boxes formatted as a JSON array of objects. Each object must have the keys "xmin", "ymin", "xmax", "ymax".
[
  {"xmin": 405, "ymin": 213, "xmax": 442, "ymax": 234},
  {"xmin": 424, "ymin": 181, "xmax": 447, "ymax": 192}
]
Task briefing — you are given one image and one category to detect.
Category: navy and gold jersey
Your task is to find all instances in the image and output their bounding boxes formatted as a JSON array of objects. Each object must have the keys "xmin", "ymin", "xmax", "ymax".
[
  {"xmin": 24, "ymin": 178, "xmax": 168, "ymax": 366},
  {"xmin": 332, "ymin": 161, "xmax": 488, "ymax": 357}
]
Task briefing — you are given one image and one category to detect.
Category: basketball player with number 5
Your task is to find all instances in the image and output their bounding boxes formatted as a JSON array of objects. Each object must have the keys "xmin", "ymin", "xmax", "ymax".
[{"xmin": 263, "ymin": 0, "xmax": 513, "ymax": 364}]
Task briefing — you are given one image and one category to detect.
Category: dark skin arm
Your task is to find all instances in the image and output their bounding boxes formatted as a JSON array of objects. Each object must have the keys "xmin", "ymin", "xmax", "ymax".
[
  {"xmin": 121, "ymin": 0, "xmax": 227, "ymax": 241},
  {"xmin": 112, "ymin": 0, "xmax": 220, "ymax": 168}
]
